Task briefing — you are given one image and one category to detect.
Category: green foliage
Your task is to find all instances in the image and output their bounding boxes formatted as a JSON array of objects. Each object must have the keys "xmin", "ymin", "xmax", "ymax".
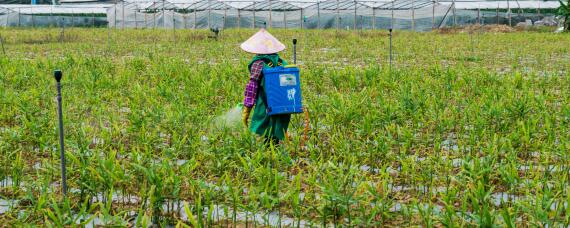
[{"xmin": 0, "ymin": 28, "xmax": 568, "ymax": 226}]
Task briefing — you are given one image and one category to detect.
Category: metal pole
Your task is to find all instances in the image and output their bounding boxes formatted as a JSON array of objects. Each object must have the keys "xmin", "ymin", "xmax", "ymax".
[
  {"xmin": 32, "ymin": 7, "xmax": 35, "ymax": 28},
  {"xmin": 372, "ymin": 8, "xmax": 376, "ymax": 30},
  {"xmin": 317, "ymin": 2, "xmax": 320, "ymax": 29},
  {"xmin": 194, "ymin": 10, "xmax": 197, "ymax": 29},
  {"xmin": 0, "ymin": 34, "xmax": 5, "ymax": 56},
  {"xmin": 121, "ymin": 2, "xmax": 125, "ymax": 29},
  {"xmin": 354, "ymin": 0, "xmax": 357, "ymax": 30},
  {"xmin": 391, "ymin": 1, "xmax": 394, "ymax": 30},
  {"xmin": 54, "ymin": 70, "xmax": 67, "ymax": 197},
  {"xmin": 452, "ymin": 0, "xmax": 456, "ymax": 27},
  {"xmin": 134, "ymin": 6, "xmax": 138, "ymax": 29},
  {"xmin": 412, "ymin": 0, "xmax": 415, "ymax": 31},
  {"xmin": 293, "ymin": 38, "xmax": 297, "ymax": 64},
  {"xmin": 283, "ymin": 10, "xmax": 286, "ymax": 29},
  {"xmin": 163, "ymin": 0, "xmax": 166, "ymax": 28},
  {"xmin": 497, "ymin": 3, "xmax": 499, "ymax": 25},
  {"xmin": 507, "ymin": 0, "xmax": 511, "ymax": 26},
  {"xmin": 432, "ymin": 0, "xmax": 435, "ymax": 29},
  {"xmin": 389, "ymin": 28, "xmax": 392, "ymax": 70},
  {"xmin": 537, "ymin": 0, "xmax": 541, "ymax": 17},
  {"xmin": 208, "ymin": 0, "xmax": 211, "ymax": 28},
  {"xmin": 237, "ymin": 9, "xmax": 241, "ymax": 28},
  {"xmin": 300, "ymin": 9, "xmax": 304, "ymax": 29},
  {"xmin": 477, "ymin": 6, "xmax": 480, "ymax": 24},
  {"xmin": 336, "ymin": 0, "xmax": 340, "ymax": 30},
  {"xmin": 253, "ymin": 1, "xmax": 256, "ymax": 28},
  {"xmin": 269, "ymin": 0, "xmax": 272, "ymax": 28}
]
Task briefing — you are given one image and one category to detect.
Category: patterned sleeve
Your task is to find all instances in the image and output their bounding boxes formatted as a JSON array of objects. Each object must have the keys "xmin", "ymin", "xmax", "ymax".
[{"xmin": 243, "ymin": 60, "xmax": 265, "ymax": 108}]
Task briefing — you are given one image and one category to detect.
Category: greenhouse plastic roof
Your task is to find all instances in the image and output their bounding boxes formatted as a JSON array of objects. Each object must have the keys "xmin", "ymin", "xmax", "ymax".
[
  {"xmin": 0, "ymin": 0, "xmax": 561, "ymax": 14},
  {"xmin": 445, "ymin": 1, "xmax": 560, "ymax": 9},
  {"xmin": 0, "ymin": 4, "xmax": 111, "ymax": 14}
]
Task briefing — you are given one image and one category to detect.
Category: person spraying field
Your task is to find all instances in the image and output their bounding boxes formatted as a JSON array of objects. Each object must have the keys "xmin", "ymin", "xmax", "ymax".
[{"xmin": 240, "ymin": 29, "xmax": 305, "ymax": 146}]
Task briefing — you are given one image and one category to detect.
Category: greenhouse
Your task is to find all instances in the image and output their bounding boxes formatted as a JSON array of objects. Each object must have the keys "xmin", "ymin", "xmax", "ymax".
[{"xmin": 0, "ymin": 0, "xmax": 563, "ymax": 30}]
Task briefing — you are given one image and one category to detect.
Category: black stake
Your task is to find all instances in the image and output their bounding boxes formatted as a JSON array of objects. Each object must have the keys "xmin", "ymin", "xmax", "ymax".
[
  {"xmin": 293, "ymin": 38, "xmax": 297, "ymax": 65},
  {"xmin": 54, "ymin": 70, "xmax": 67, "ymax": 196},
  {"xmin": 0, "ymin": 34, "xmax": 5, "ymax": 56},
  {"xmin": 389, "ymin": 28, "xmax": 393, "ymax": 72}
]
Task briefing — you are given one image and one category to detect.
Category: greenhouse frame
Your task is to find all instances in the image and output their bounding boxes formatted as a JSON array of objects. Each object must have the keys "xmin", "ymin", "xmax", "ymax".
[{"xmin": 0, "ymin": 0, "xmax": 562, "ymax": 30}]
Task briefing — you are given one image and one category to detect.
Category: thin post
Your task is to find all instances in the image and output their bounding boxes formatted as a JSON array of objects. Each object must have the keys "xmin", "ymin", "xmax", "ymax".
[
  {"xmin": 121, "ymin": 2, "xmax": 124, "ymax": 29},
  {"xmin": 412, "ymin": 0, "xmax": 415, "ymax": 31},
  {"xmin": 237, "ymin": 9, "xmax": 241, "ymax": 28},
  {"xmin": 224, "ymin": 8, "xmax": 227, "ymax": 29},
  {"xmin": 18, "ymin": 8, "xmax": 20, "ymax": 27},
  {"xmin": 253, "ymin": 1, "xmax": 256, "ymax": 28},
  {"xmin": 0, "ymin": 34, "xmax": 5, "ymax": 56},
  {"xmin": 114, "ymin": 3, "xmax": 117, "ymax": 27},
  {"xmin": 477, "ymin": 6, "xmax": 480, "ymax": 24},
  {"xmin": 208, "ymin": 0, "xmax": 211, "ymax": 28},
  {"xmin": 145, "ymin": 9, "xmax": 148, "ymax": 28},
  {"xmin": 194, "ymin": 10, "xmax": 197, "ymax": 29},
  {"xmin": 353, "ymin": 0, "xmax": 357, "ymax": 30},
  {"xmin": 135, "ymin": 6, "xmax": 138, "ymax": 29},
  {"xmin": 372, "ymin": 8, "xmax": 376, "ymax": 29},
  {"xmin": 283, "ymin": 10, "xmax": 287, "ymax": 29},
  {"xmin": 107, "ymin": 19, "xmax": 111, "ymax": 51},
  {"xmin": 93, "ymin": 10, "xmax": 96, "ymax": 28},
  {"xmin": 538, "ymin": 0, "xmax": 541, "ymax": 17},
  {"xmin": 507, "ymin": 0, "xmax": 511, "ymax": 26},
  {"xmin": 317, "ymin": 2, "xmax": 320, "ymax": 29},
  {"xmin": 163, "ymin": 0, "xmax": 166, "ymax": 28},
  {"xmin": 269, "ymin": 0, "xmax": 272, "ymax": 28},
  {"xmin": 389, "ymin": 28, "xmax": 392, "ymax": 71},
  {"xmin": 336, "ymin": 0, "xmax": 340, "ymax": 30},
  {"xmin": 452, "ymin": 0, "xmax": 456, "ymax": 27},
  {"xmin": 32, "ymin": 7, "xmax": 35, "ymax": 28},
  {"xmin": 293, "ymin": 38, "xmax": 297, "ymax": 64},
  {"xmin": 300, "ymin": 9, "xmax": 303, "ymax": 29},
  {"xmin": 391, "ymin": 1, "xmax": 394, "ymax": 30},
  {"xmin": 432, "ymin": 0, "xmax": 435, "ymax": 29},
  {"xmin": 497, "ymin": 3, "xmax": 499, "ymax": 25},
  {"xmin": 183, "ymin": 11, "xmax": 187, "ymax": 29},
  {"xmin": 54, "ymin": 70, "xmax": 67, "ymax": 197}
]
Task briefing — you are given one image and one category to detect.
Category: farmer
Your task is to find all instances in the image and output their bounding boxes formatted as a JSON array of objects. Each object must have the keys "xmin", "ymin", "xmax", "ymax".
[{"xmin": 241, "ymin": 29, "xmax": 291, "ymax": 145}]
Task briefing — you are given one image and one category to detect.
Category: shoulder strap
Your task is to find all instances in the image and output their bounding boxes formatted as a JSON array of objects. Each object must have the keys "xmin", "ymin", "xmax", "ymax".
[{"xmin": 264, "ymin": 58, "xmax": 284, "ymax": 68}]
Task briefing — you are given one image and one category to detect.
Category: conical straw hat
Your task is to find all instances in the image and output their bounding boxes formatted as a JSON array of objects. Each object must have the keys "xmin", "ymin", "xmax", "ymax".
[{"xmin": 240, "ymin": 29, "xmax": 286, "ymax": 54}]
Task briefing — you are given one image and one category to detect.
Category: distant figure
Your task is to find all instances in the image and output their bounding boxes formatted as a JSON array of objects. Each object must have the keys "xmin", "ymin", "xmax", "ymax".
[{"xmin": 241, "ymin": 29, "xmax": 290, "ymax": 145}]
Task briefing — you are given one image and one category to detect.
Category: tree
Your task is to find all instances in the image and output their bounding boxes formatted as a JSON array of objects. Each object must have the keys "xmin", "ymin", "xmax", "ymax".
[{"xmin": 559, "ymin": 0, "xmax": 570, "ymax": 31}]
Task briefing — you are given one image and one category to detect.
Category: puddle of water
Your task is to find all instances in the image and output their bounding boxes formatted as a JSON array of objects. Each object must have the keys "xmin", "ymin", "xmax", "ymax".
[
  {"xmin": 91, "ymin": 192, "xmax": 141, "ymax": 205},
  {"xmin": 518, "ymin": 165, "xmax": 565, "ymax": 172},
  {"xmin": 179, "ymin": 203, "xmax": 310, "ymax": 227},
  {"xmin": 0, "ymin": 199, "xmax": 18, "ymax": 214},
  {"xmin": 491, "ymin": 192, "xmax": 520, "ymax": 206},
  {"xmin": 0, "ymin": 177, "xmax": 22, "ymax": 188}
]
